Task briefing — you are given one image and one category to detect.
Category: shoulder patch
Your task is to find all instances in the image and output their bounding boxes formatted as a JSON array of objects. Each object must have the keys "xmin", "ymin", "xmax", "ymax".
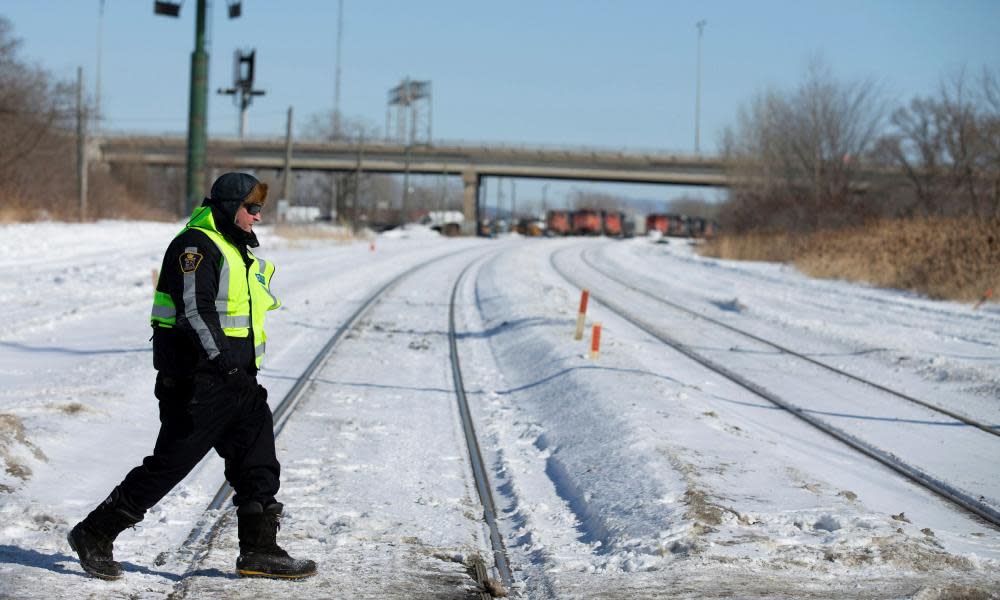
[{"xmin": 180, "ymin": 251, "xmax": 203, "ymax": 273}]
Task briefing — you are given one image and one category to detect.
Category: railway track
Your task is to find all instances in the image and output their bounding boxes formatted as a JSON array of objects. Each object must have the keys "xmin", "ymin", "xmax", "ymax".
[
  {"xmin": 450, "ymin": 255, "xmax": 515, "ymax": 597},
  {"xmin": 581, "ymin": 245, "xmax": 1000, "ymax": 437},
  {"xmin": 551, "ymin": 243, "xmax": 1000, "ymax": 529},
  {"xmin": 166, "ymin": 246, "xmax": 512, "ymax": 599}
]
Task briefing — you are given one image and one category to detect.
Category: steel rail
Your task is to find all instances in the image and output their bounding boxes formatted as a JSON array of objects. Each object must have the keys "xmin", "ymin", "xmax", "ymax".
[
  {"xmin": 168, "ymin": 245, "xmax": 494, "ymax": 597},
  {"xmin": 551, "ymin": 246, "xmax": 1000, "ymax": 529},
  {"xmin": 448, "ymin": 254, "xmax": 515, "ymax": 594},
  {"xmin": 581, "ymin": 245, "xmax": 1000, "ymax": 437}
]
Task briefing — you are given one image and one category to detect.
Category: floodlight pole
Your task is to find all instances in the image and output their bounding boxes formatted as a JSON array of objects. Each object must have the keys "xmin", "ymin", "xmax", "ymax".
[
  {"xmin": 185, "ymin": 0, "xmax": 209, "ymax": 215},
  {"xmin": 694, "ymin": 19, "xmax": 706, "ymax": 155},
  {"xmin": 95, "ymin": 0, "xmax": 105, "ymax": 133},
  {"xmin": 333, "ymin": 0, "xmax": 343, "ymax": 138}
]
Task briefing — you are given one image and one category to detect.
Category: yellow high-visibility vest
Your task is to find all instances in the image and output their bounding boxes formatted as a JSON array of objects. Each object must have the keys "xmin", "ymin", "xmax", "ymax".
[{"xmin": 151, "ymin": 206, "xmax": 281, "ymax": 368}]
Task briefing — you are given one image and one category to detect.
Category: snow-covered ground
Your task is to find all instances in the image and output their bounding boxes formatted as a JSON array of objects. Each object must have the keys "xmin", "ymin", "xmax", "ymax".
[{"xmin": 0, "ymin": 222, "xmax": 997, "ymax": 599}]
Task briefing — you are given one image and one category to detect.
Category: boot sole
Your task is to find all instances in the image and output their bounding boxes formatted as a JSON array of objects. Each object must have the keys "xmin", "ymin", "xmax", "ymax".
[
  {"xmin": 237, "ymin": 568, "xmax": 317, "ymax": 579},
  {"xmin": 67, "ymin": 531, "xmax": 123, "ymax": 581}
]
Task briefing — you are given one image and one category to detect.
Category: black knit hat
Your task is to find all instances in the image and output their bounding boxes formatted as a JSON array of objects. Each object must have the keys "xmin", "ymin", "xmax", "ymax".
[{"xmin": 210, "ymin": 172, "xmax": 260, "ymax": 203}]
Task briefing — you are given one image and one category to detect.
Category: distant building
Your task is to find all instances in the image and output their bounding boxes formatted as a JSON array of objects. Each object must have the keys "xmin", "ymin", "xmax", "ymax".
[{"xmin": 277, "ymin": 200, "xmax": 322, "ymax": 223}]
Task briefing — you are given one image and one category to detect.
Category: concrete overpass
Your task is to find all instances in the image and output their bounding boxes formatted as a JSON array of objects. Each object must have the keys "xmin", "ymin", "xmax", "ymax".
[{"xmin": 92, "ymin": 134, "xmax": 730, "ymax": 230}]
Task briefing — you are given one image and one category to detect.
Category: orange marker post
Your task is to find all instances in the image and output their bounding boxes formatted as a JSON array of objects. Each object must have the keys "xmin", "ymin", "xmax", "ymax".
[
  {"xmin": 590, "ymin": 322, "xmax": 602, "ymax": 359},
  {"xmin": 973, "ymin": 288, "xmax": 993, "ymax": 310},
  {"xmin": 369, "ymin": 240, "xmax": 376, "ymax": 252},
  {"xmin": 574, "ymin": 289, "xmax": 590, "ymax": 340}
]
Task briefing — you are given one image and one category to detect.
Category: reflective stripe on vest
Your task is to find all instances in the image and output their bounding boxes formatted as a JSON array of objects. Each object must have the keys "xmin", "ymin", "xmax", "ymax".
[{"xmin": 182, "ymin": 249, "xmax": 221, "ymax": 359}]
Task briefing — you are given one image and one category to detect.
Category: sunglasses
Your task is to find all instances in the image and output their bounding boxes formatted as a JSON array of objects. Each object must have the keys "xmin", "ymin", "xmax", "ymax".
[{"xmin": 243, "ymin": 203, "xmax": 263, "ymax": 215}]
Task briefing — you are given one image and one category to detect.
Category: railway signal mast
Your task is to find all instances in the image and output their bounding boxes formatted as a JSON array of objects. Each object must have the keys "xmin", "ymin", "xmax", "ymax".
[
  {"xmin": 154, "ymin": 0, "xmax": 244, "ymax": 214},
  {"xmin": 217, "ymin": 49, "xmax": 266, "ymax": 138}
]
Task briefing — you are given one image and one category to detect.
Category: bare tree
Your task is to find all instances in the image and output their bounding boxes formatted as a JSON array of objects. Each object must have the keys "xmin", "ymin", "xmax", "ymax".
[
  {"xmin": 668, "ymin": 195, "xmax": 719, "ymax": 219},
  {"xmin": 720, "ymin": 59, "xmax": 886, "ymax": 232},
  {"xmin": 880, "ymin": 97, "xmax": 948, "ymax": 216},
  {"xmin": 0, "ymin": 17, "xmax": 77, "ymax": 215},
  {"xmin": 877, "ymin": 68, "xmax": 1000, "ymax": 220},
  {"xmin": 300, "ymin": 110, "xmax": 388, "ymax": 223},
  {"xmin": 974, "ymin": 69, "xmax": 1000, "ymax": 216}
]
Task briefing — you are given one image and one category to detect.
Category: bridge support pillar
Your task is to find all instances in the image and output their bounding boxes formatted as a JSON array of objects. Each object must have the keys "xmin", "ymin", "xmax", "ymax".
[{"xmin": 461, "ymin": 169, "xmax": 479, "ymax": 236}]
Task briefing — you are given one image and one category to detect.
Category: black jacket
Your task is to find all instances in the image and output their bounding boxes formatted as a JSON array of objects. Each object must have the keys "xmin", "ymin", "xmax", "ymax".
[{"xmin": 152, "ymin": 216, "xmax": 257, "ymax": 377}]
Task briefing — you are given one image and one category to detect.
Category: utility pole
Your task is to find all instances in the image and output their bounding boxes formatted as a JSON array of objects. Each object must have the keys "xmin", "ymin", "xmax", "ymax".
[
  {"xmin": 76, "ymin": 66, "xmax": 88, "ymax": 222},
  {"xmin": 695, "ymin": 19, "xmax": 707, "ymax": 155},
  {"xmin": 353, "ymin": 131, "xmax": 364, "ymax": 223},
  {"xmin": 282, "ymin": 106, "xmax": 294, "ymax": 202},
  {"xmin": 333, "ymin": 0, "xmax": 343, "ymax": 138},
  {"xmin": 402, "ymin": 144, "xmax": 411, "ymax": 221},
  {"xmin": 438, "ymin": 165, "xmax": 447, "ymax": 212},
  {"xmin": 511, "ymin": 180, "xmax": 517, "ymax": 224},
  {"xmin": 497, "ymin": 177, "xmax": 504, "ymax": 232},
  {"xmin": 481, "ymin": 177, "xmax": 489, "ymax": 227}
]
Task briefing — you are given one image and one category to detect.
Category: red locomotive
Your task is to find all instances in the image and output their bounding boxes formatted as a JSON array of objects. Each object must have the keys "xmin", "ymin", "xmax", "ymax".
[
  {"xmin": 571, "ymin": 209, "xmax": 602, "ymax": 236},
  {"xmin": 545, "ymin": 210, "xmax": 571, "ymax": 236},
  {"xmin": 602, "ymin": 211, "xmax": 624, "ymax": 237},
  {"xmin": 646, "ymin": 213, "xmax": 688, "ymax": 236}
]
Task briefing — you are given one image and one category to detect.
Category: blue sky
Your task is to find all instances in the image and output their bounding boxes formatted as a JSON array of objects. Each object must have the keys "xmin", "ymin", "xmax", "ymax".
[{"xmin": 3, "ymin": 0, "xmax": 999, "ymax": 209}]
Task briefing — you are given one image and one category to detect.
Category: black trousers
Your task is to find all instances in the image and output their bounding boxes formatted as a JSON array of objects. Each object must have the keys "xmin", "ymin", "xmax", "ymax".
[{"xmin": 117, "ymin": 371, "xmax": 281, "ymax": 515}]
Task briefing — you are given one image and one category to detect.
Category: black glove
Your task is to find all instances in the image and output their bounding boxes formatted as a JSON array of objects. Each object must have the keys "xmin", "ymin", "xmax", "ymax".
[
  {"xmin": 210, "ymin": 351, "xmax": 240, "ymax": 376},
  {"xmin": 210, "ymin": 352, "xmax": 257, "ymax": 399}
]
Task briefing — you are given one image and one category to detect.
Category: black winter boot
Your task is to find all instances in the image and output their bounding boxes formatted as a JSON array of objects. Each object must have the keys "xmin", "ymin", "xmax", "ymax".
[
  {"xmin": 236, "ymin": 501, "xmax": 316, "ymax": 579},
  {"xmin": 67, "ymin": 488, "xmax": 143, "ymax": 580}
]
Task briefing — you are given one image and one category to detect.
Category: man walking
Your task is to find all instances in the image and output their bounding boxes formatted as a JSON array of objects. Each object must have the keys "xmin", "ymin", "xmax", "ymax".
[{"xmin": 68, "ymin": 172, "xmax": 316, "ymax": 580}]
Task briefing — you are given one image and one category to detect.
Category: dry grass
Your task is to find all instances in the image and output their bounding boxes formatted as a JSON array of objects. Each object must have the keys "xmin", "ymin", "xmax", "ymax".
[
  {"xmin": 1, "ymin": 167, "xmax": 176, "ymax": 223},
  {"xmin": 0, "ymin": 190, "xmax": 55, "ymax": 223},
  {"xmin": 701, "ymin": 218, "xmax": 1000, "ymax": 302},
  {"xmin": 273, "ymin": 223, "xmax": 365, "ymax": 242}
]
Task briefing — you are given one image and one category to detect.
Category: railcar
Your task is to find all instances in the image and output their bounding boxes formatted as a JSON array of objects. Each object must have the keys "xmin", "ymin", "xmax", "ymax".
[
  {"xmin": 545, "ymin": 210, "xmax": 571, "ymax": 236},
  {"xmin": 601, "ymin": 211, "xmax": 624, "ymax": 237},
  {"xmin": 571, "ymin": 209, "xmax": 602, "ymax": 236},
  {"xmin": 646, "ymin": 213, "xmax": 688, "ymax": 236}
]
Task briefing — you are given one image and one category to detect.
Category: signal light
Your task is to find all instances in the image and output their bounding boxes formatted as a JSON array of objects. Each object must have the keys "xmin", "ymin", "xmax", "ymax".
[{"xmin": 153, "ymin": 1, "xmax": 181, "ymax": 17}]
